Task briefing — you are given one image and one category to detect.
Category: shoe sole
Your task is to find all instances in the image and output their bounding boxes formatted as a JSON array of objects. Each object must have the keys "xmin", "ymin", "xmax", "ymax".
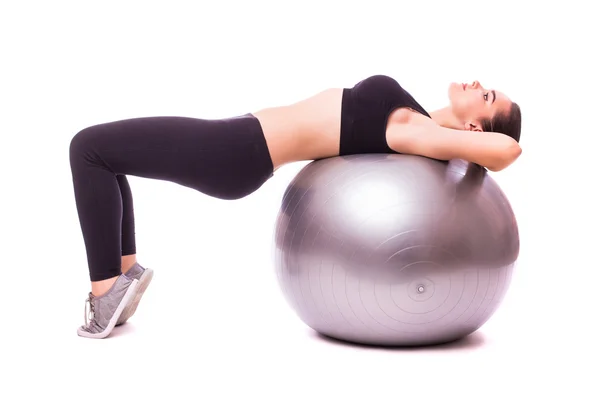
[
  {"xmin": 77, "ymin": 279, "xmax": 139, "ymax": 339},
  {"xmin": 116, "ymin": 268, "xmax": 154, "ymax": 326}
]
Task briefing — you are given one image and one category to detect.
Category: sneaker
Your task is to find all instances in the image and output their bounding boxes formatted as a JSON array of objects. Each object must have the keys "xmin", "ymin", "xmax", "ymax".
[
  {"xmin": 77, "ymin": 274, "xmax": 139, "ymax": 339},
  {"xmin": 116, "ymin": 262, "xmax": 154, "ymax": 326}
]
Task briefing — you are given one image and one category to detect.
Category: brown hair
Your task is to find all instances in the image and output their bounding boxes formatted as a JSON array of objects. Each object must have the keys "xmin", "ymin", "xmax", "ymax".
[{"xmin": 481, "ymin": 102, "xmax": 521, "ymax": 142}]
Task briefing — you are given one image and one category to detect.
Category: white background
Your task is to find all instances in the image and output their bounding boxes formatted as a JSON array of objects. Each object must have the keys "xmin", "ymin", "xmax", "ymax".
[{"xmin": 1, "ymin": 0, "xmax": 598, "ymax": 399}]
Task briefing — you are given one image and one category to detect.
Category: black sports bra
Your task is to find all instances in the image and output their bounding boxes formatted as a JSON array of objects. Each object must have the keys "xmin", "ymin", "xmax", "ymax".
[{"xmin": 339, "ymin": 75, "xmax": 431, "ymax": 155}]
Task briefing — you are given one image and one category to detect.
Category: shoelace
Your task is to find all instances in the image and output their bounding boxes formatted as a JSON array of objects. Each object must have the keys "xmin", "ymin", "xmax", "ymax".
[{"xmin": 84, "ymin": 293, "xmax": 95, "ymax": 326}]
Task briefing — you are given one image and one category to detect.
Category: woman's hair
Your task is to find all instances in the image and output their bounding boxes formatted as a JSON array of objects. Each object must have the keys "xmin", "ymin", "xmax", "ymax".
[{"xmin": 481, "ymin": 102, "xmax": 521, "ymax": 142}]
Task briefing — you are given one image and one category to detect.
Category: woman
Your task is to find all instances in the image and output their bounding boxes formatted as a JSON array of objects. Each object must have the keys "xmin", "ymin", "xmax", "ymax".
[{"xmin": 70, "ymin": 74, "xmax": 522, "ymax": 338}]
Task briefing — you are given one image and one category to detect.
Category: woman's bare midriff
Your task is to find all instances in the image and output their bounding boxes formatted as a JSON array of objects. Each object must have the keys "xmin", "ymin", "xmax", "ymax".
[
  {"xmin": 252, "ymin": 88, "xmax": 430, "ymax": 171},
  {"xmin": 252, "ymin": 88, "xmax": 344, "ymax": 171}
]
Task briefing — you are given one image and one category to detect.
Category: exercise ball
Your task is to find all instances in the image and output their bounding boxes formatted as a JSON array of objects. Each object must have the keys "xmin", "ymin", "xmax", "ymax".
[{"xmin": 273, "ymin": 154, "xmax": 519, "ymax": 346}]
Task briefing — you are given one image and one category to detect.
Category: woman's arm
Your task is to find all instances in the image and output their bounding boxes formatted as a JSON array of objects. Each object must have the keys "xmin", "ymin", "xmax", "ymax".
[{"xmin": 388, "ymin": 123, "xmax": 522, "ymax": 172}]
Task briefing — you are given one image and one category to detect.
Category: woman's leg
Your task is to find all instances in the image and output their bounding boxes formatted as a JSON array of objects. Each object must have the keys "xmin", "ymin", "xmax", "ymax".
[
  {"xmin": 117, "ymin": 174, "xmax": 138, "ymax": 274},
  {"xmin": 69, "ymin": 114, "xmax": 274, "ymax": 337},
  {"xmin": 114, "ymin": 174, "xmax": 151, "ymax": 326}
]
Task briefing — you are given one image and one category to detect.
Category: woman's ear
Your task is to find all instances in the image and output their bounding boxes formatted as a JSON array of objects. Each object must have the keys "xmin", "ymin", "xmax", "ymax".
[{"xmin": 464, "ymin": 121, "xmax": 483, "ymax": 132}]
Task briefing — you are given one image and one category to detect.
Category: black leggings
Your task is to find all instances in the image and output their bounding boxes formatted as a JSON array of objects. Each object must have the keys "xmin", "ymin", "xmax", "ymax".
[{"xmin": 69, "ymin": 113, "xmax": 274, "ymax": 281}]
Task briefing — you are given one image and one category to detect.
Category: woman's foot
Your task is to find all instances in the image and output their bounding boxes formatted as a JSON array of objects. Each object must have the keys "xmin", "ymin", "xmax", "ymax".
[
  {"xmin": 77, "ymin": 274, "xmax": 139, "ymax": 339},
  {"xmin": 116, "ymin": 263, "xmax": 154, "ymax": 326}
]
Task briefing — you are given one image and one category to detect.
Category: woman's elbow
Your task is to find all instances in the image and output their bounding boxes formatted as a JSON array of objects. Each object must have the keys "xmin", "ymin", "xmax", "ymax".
[{"xmin": 488, "ymin": 142, "xmax": 522, "ymax": 172}]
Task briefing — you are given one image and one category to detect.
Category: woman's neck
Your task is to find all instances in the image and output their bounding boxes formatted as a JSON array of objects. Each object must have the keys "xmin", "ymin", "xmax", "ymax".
[{"xmin": 429, "ymin": 107, "xmax": 464, "ymax": 130}]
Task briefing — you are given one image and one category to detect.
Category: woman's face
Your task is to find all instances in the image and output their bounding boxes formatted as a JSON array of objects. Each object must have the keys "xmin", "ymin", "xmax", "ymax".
[{"xmin": 448, "ymin": 81, "xmax": 512, "ymax": 130}]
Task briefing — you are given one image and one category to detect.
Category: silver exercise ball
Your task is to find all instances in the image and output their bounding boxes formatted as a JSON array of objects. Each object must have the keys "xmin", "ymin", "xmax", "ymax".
[{"xmin": 273, "ymin": 154, "xmax": 519, "ymax": 346}]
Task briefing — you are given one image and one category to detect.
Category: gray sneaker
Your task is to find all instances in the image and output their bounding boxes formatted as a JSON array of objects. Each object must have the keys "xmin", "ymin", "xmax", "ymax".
[
  {"xmin": 77, "ymin": 274, "xmax": 139, "ymax": 339},
  {"xmin": 116, "ymin": 262, "xmax": 154, "ymax": 326}
]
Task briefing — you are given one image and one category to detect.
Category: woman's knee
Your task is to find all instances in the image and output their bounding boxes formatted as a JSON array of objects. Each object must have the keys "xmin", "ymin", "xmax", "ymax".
[
  {"xmin": 69, "ymin": 125, "xmax": 104, "ymax": 162},
  {"xmin": 69, "ymin": 126, "xmax": 111, "ymax": 175}
]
